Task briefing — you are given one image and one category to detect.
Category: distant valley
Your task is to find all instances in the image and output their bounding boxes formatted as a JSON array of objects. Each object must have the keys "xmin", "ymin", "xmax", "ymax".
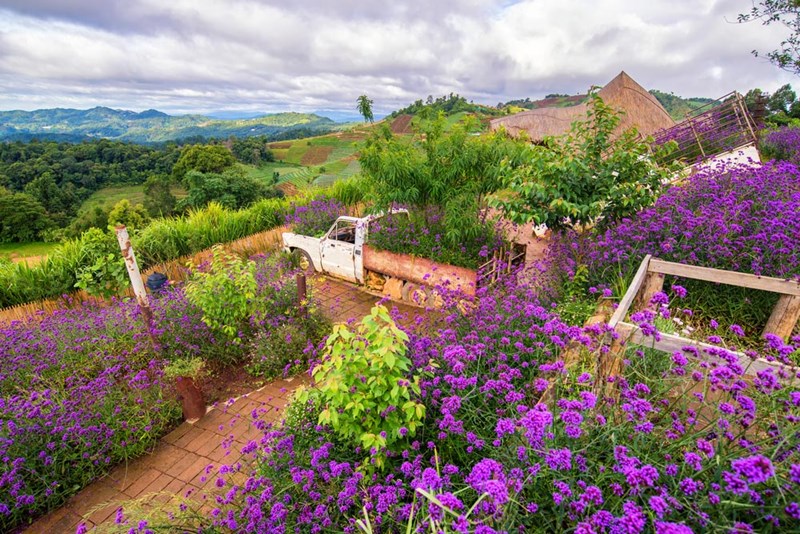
[{"xmin": 0, "ymin": 107, "xmax": 342, "ymax": 143}]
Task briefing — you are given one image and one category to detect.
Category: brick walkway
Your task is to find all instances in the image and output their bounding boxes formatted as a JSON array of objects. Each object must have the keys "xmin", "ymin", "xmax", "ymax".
[{"xmin": 25, "ymin": 276, "xmax": 419, "ymax": 534}]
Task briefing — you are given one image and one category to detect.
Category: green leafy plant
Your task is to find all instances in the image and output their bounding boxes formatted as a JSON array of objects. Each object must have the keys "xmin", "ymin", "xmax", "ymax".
[
  {"xmin": 247, "ymin": 311, "xmax": 330, "ymax": 380},
  {"xmin": 553, "ymin": 264, "xmax": 597, "ymax": 325},
  {"xmin": 494, "ymin": 89, "xmax": 676, "ymax": 232},
  {"xmin": 163, "ymin": 357, "xmax": 207, "ymax": 380},
  {"xmin": 184, "ymin": 246, "xmax": 257, "ymax": 342},
  {"xmin": 74, "ymin": 252, "xmax": 128, "ymax": 298},
  {"xmin": 301, "ymin": 305, "xmax": 425, "ymax": 469}
]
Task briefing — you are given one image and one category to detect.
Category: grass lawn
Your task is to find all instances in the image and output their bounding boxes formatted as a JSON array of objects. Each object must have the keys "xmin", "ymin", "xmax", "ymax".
[
  {"xmin": 243, "ymin": 162, "xmax": 305, "ymax": 185},
  {"xmin": 0, "ymin": 241, "xmax": 59, "ymax": 262},
  {"xmin": 78, "ymin": 185, "xmax": 187, "ymax": 215}
]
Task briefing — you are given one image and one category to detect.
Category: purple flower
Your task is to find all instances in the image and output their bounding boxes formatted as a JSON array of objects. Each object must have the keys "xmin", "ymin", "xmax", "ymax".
[{"xmin": 731, "ymin": 455, "xmax": 775, "ymax": 485}]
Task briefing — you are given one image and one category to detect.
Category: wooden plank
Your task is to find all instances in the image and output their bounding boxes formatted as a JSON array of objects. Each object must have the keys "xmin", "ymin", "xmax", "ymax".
[
  {"xmin": 648, "ymin": 258, "xmax": 800, "ymax": 296},
  {"xmin": 616, "ymin": 322, "xmax": 799, "ymax": 384},
  {"xmin": 763, "ymin": 294, "xmax": 800, "ymax": 340},
  {"xmin": 608, "ymin": 254, "xmax": 652, "ymax": 328},
  {"xmin": 634, "ymin": 272, "xmax": 665, "ymax": 312}
]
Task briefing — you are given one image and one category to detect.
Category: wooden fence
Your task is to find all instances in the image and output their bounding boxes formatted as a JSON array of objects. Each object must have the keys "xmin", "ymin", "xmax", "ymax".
[
  {"xmin": 609, "ymin": 255, "xmax": 800, "ymax": 383},
  {"xmin": 0, "ymin": 225, "xmax": 290, "ymax": 325}
]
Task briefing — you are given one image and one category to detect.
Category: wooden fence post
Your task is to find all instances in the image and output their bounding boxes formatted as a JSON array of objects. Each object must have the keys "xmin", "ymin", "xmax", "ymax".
[
  {"xmin": 115, "ymin": 225, "xmax": 158, "ymax": 349},
  {"xmin": 764, "ymin": 295, "xmax": 800, "ymax": 340}
]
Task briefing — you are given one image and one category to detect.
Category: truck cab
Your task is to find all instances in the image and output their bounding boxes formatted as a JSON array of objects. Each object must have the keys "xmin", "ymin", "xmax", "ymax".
[{"xmin": 282, "ymin": 215, "xmax": 371, "ymax": 284}]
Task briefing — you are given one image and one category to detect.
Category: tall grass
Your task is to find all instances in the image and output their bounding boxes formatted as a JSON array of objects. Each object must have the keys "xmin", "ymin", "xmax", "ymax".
[{"xmin": 0, "ymin": 183, "xmax": 366, "ymax": 309}]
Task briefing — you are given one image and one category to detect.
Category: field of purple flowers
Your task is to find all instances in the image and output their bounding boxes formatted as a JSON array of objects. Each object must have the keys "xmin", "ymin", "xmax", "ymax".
[
  {"xmin": 0, "ymin": 254, "xmax": 317, "ymax": 531},
  {"xmin": 571, "ymin": 159, "xmax": 800, "ymax": 342},
  {"xmin": 88, "ymin": 156, "xmax": 799, "ymax": 534},
  {"xmin": 167, "ymin": 270, "xmax": 799, "ymax": 533},
  {"xmin": 6, "ymin": 152, "xmax": 800, "ymax": 533}
]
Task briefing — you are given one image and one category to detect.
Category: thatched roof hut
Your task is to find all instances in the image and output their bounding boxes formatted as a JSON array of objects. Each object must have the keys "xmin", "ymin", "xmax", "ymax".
[{"xmin": 490, "ymin": 71, "xmax": 675, "ymax": 141}]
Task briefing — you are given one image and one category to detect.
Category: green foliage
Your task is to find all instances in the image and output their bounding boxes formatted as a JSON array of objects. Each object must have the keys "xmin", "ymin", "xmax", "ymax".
[
  {"xmin": 143, "ymin": 174, "xmax": 177, "ymax": 217},
  {"xmin": 107, "ymin": 199, "xmax": 150, "ymax": 231},
  {"xmin": 74, "ymin": 252, "xmax": 128, "ymax": 298},
  {"xmin": 360, "ymin": 114, "xmax": 524, "ymax": 245},
  {"xmin": 0, "ymin": 192, "xmax": 53, "ymax": 242},
  {"xmin": 391, "ymin": 93, "xmax": 500, "ymax": 118},
  {"xmin": 649, "ymin": 90, "xmax": 717, "ymax": 120},
  {"xmin": 494, "ymin": 90, "xmax": 674, "ymax": 232},
  {"xmin": 184, "ymin": 246, "xmax": 257, "ymax": 342},
  {"xmin": 172, "ymin": 144, "xmax": 236, "ymax": 181},
  {"xmin": 74, "ymin": 228, "xmax": 128, "ymax": 298},
  {"xmin": 177, "ymin": 168, "xmax": 274, "ymax": 211},
  {"xmin": 302, "ymin": 305, "xmax": 425, "ymax": 468},
  {"xmin": 739, "ymin": 1, "xmax": 800, "ymax": 74},
  {"xmin": 357, "ymin": 95, "xmax": 375, "ymax": 123},
  {"xmin": 553, "ymin": 265, "xmax": 597, "ymax": 326},
  {"xmin": 0, "ymin": 138, "xmax": 180, "ymax": 230},
  {"xmin": 230, "ymin": 136, "xmax": 275, "ymax": 165},
  {"xmin": 163, "ymin": 357, "xmax": 207, "ymax": 380},
  {"xmin": 247, "ymin": 310, "xmax": 330, "ymax": 380},
  {"xmin": 23, "ymin": 172, "xmax": 75, "ymax": 226},
  {"xmin": 326, "ymin": 174, "xmax": 372, "ymax": 206}
]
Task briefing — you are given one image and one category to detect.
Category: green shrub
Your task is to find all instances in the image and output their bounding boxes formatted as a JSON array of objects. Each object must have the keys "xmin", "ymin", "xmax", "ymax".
[
  {"xmin": 495, "ymin": 90, "xmax": 675, "ymax": 231},
  {"xmin": 300, "ymin": 305, "xmax": 425, "ymax": 469},
  {"xmin": 184, "ymin": 246, "xmax": 257, "ymax": 344},
  {"xmin": 327, "ymin": 174, "xmax": 371, "ymax": 206}
]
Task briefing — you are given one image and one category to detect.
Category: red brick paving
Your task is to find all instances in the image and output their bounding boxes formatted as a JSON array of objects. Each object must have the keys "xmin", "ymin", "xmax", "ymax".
[{"xmin": 24, "ymin": 275, "xmax": 420, "ymax": 534}]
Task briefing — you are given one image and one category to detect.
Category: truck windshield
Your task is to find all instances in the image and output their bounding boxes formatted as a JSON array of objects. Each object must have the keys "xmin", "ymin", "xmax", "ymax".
[{"xmin": 328, "ymin": 220, "xmax": 357, "ymax": 244}]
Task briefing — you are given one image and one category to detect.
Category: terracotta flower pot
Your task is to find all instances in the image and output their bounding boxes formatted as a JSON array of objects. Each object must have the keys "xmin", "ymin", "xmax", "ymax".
[{"xmin": 175, "ymin": 376, "xmax": 206, "ymax": 420}]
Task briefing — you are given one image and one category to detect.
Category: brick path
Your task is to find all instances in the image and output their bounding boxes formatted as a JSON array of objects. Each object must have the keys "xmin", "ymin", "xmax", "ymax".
[{"xmin": 24, "ymin": 276, "xmax": 419, "ymax": 534}]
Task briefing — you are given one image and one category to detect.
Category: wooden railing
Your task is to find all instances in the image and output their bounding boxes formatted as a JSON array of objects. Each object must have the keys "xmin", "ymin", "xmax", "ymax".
[
  {"xmin": 609, "ymin": 255, "xmax": 799, "ymax": 382},
  {"xmin": 476, "ymin": 243, "xmax": 527, "ymax": 287}
]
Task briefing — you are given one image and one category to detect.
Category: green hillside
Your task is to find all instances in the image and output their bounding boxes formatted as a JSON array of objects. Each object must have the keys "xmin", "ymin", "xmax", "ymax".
[
  {"xmin": 649, "ymin": 90, "xmax": 717, "ymax": 120},
  {"xmin": 0, "ymin": 107, "xmax": 338, "ymax": 143}
]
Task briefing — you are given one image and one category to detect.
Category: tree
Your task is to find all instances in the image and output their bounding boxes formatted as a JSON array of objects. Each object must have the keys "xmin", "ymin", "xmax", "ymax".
[
  {"xmin": 492, "ymin": 90, "xmax": 675, "ymax": 232},
  {"xmin": 767, "ymin": 83, "xmax": 797, "ymax": 113},
  {"xmin": 107, "ymin": 199, "xmax": 150, "ymax": 231},
  {"xmin": 739, "ymin": 1, "xmax": 800, "ymax": 74},
  {"xmin": 177, "ymin": 168, "xmax": 274, "ymax": 211},
  {"xmin": 0, "ymin": 193, "xmax": 53, "ymax": 242},
  {"xmin": 357, "ymin": 95, "xmax": 374, "ymax": 123},
  {"xmin": 172, "ymin": 144, "xmax": 236, "ymax": 181},
  {"xmin": 230, "ymin": 136, "xmax": 275, "ymax": 165},
  {"xmin": 143, "ymin": 174, "xmax": 177, "ymax": 217},
  {"xmin": 359, "ymin": 114, "xmax": 526, "ymax": 243}
]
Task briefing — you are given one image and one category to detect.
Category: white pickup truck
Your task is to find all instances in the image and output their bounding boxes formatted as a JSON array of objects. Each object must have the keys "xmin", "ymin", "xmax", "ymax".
[{"xmin": 282, "ymin": 213, "xmax": 526, "ymax": 303}]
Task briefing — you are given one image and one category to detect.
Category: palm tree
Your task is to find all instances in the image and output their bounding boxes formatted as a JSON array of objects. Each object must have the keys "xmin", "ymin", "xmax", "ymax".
[{"xmin": 357, "ymin": 95, "xmax": 374, "ymax": 123}]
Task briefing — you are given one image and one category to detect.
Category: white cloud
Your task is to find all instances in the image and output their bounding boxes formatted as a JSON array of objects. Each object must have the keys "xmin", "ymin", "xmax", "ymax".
[{"xmin": 0, "ymin": 0, "xmax": 796, "ymax": 115}]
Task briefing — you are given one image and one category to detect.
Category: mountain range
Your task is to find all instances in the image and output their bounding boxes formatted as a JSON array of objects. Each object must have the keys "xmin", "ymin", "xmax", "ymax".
[{"xmin": 0, "ymin": 107, "xmax": 340, "ymax": 143}]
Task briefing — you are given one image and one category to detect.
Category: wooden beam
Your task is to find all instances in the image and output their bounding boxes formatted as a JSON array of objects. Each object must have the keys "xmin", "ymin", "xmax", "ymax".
[
  {"xmin": 648, "ymin": 258, "xmax": 800, "ymax": 296},
  {"xmin": 634, "ymin": 272, "xmax": 665, "ymax": 312},
  {"xmin": 764, "ymin": 294, "xmax": 800, "ymax": 340},
  {"xmin": 608, "ymin": 254, "xmax": 652, "ymax": 328},
  {"xmin": 616, "ymin": 322, "xmax": 799, "ymax": 384}
]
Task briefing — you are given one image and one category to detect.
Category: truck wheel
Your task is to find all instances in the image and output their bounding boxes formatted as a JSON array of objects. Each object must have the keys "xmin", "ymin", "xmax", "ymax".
[{"xmin": 292, "ymin": 249, "xmax": 315, "ymax": 275}]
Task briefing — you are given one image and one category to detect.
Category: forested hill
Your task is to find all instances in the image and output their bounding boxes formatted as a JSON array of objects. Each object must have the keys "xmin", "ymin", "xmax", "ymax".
[{"xmin": 0, "ymin": 107, "xmax": 338, "ymax": 143}]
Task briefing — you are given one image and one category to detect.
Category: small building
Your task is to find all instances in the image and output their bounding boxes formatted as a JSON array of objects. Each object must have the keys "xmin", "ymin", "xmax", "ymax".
[{"xmin": 489, "ymin": 71, "xmax": 675, "ymax": 141}]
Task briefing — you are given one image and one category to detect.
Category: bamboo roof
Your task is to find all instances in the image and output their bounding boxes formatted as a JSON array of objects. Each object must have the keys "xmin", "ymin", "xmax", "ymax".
[{"xmin": 490, "ymin": 71, "xmax": 675, "ymax": 141}]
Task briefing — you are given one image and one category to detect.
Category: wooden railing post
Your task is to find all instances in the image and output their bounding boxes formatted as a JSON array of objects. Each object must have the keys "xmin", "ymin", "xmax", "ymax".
[
  {"xmin": 764, "ymin": 295, "xmax": 800, "ymax": 340},
  {"xmin": 116, "ymin": 225, "xmax": 158, "ymax": 350}
]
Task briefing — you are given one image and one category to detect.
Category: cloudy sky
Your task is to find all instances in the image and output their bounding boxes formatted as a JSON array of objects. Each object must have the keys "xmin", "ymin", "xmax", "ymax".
[{"xmin": 0, "ymin": 0, "xmax": 796, "ymax": 118}]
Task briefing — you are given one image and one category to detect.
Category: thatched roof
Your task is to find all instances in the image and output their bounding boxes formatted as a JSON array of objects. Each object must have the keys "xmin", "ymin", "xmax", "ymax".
[{"xmin": 490, "ymin": 71, "xmax": 675, "ymax": 141}]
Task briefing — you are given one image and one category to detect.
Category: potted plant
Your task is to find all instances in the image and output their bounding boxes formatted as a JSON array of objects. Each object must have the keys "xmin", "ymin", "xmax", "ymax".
[{"xmin": 164, "ymin": 357, "xmax": 207, "ymax": 421}]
